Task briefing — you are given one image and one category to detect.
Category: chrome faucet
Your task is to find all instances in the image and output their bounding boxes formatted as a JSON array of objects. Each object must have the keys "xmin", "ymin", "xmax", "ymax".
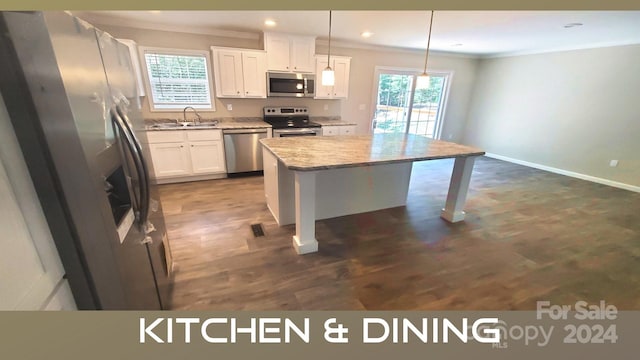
[{"xmin": 183, "ymin": 106, "xmax": 202, "ymax": 125}]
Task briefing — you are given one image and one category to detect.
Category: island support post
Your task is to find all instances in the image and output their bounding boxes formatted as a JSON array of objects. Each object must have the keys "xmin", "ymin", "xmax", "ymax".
[
  {"xmin": 440, "ymin": 156, "xmax": 478, "ymax": 223},
  {"xmin": 293, "ymin": 170, "xmax": 318, "ymax": 254}
]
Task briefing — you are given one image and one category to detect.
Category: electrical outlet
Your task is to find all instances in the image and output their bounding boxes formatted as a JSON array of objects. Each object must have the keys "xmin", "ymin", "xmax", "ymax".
[
  {"xmin": 226, "ymin": 104, "xmax": 233, "ymax": 111},
  {"xmin": 448, "ymin": 134, "xmax": 453, "ymax": 140},
  {"xmin": 609, "ymin": 160, "xmax": 619, "ymax": 167},
  {"xmin": 323, "ymin": 104, "xmax": 329, "ymax": 111}
]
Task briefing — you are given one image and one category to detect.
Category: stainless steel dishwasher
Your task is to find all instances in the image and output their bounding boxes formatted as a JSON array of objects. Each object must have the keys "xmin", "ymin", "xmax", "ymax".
[{"xmin": 223, "ymin": 128, "xmax": 268, "ymax": 174}]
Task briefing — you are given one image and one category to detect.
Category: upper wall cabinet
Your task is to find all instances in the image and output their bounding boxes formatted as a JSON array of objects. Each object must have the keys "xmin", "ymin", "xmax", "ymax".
[
  {"xmin": 212, "ymin": 47, "xmax": 267, "ymax": 98},
  {"xmin": 116, "ymin": 39, "xmax": 146, "ymax": 97},
  {"xmin": 315, "ymin": 55, "xmax": 351, "ymax": 99},
  {"xmin": 264, "ymin": 33, "xmax": 315, "ymax": 73}
]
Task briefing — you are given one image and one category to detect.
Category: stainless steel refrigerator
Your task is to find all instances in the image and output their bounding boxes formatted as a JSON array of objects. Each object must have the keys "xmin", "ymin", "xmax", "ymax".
[{"xmin": 0, "ymin": 11, "xmax": 173, "ymax": 309}]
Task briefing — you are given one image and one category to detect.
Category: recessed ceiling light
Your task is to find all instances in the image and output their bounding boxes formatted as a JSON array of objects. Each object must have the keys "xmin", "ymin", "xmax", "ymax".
[
  {"xmin": 451, "ymin": 43, "xmax": 463, "ymax": 47},
  {"xmin": 361, "ymin": 31, "xmax": 374, "ymax": 38},
  {"xmin": 264, "ymin": 19, "xmax": 277, "ymax": 27},
  {"xmin": 563, "ymin": 22, "xmax": 583, "ymax": 28},
  {"xmin": 149, "ymin": 11, "xmax": 161, "ymax": 14}
]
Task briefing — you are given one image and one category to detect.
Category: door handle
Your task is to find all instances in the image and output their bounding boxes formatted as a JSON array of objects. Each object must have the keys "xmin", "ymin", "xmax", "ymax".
[{"xmin": 115, "ymin": 106, "xmax": 151, "ymax": 232}]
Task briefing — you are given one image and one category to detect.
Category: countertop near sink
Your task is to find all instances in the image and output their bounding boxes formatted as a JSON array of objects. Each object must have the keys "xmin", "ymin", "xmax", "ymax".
[
  {"xmin": 144, "ymin": 117, "xmax": 271, "ymax": 131},
  {"xmin": 311, "ymin": 117, "xmax": 357, "ymax": 127}
]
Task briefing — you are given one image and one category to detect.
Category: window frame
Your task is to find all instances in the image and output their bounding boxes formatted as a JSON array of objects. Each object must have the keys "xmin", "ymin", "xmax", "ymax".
[
  {"xmin": 138, "ymin": 46, "xmax": 216, "ymax": 112},
  {"xmin": 370, "ymin": 66, "xmax": 453, "ymax": 139}
]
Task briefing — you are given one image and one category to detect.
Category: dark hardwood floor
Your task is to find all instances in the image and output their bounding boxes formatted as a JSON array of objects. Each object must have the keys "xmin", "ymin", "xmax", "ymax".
[{"xmin": 158, "ymin": 157, "xmax": 640, "ymax": 310}]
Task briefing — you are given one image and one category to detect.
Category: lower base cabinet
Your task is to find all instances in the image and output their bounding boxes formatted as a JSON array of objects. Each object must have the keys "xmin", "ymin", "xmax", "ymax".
[
  {"xmin": 322, "ymin": 125, "xmax": 356, "ymax": 136},
  {"xmin": 148, "ymin": 142, "xmax": 191, "ymax": 177},
  {"xmin": 146, "ymin": 130, "xmax": 226, "ymax": 183},
  {"xmin": 189, "ymin": 141, "xmax": 225, "ymax": 174}
]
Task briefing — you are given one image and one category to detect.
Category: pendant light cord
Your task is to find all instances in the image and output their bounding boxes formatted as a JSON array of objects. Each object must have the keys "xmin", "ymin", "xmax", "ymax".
[
  {"xmin": 327, "ymin": 10, "xmax": 332, "ymax": 65},
  {"xmin": 423, "ymin": 10, "xmax": 434, "ymax": 74}
]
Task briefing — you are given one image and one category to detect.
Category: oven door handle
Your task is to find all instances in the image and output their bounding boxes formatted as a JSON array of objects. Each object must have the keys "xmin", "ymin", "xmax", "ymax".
[{"xmin": 274, "ymin": 129, "xmax": 319, "ymax": 134}]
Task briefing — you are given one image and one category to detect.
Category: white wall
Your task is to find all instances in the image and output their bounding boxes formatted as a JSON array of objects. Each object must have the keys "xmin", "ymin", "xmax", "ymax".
[{"xmin": 463, "ymin": 45, "xmax": 640, "ymax": 187}]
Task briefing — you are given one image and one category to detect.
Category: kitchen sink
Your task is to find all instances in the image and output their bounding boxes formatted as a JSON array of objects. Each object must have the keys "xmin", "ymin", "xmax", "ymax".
[{"xmin": 147, "ymin": 121, "xmax": 219, "ymax": 129}]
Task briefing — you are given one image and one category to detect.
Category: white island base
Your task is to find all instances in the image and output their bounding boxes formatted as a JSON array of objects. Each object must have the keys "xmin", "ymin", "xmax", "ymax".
[{"xmin": 262, "ymin": 147, "xmax": 478, "ymax": 255}]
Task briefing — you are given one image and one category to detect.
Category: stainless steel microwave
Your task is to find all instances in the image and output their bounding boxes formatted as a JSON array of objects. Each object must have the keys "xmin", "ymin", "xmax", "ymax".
[{"xmin": 267, "ymin": 72, "xmax": 315, "ymax": 98}]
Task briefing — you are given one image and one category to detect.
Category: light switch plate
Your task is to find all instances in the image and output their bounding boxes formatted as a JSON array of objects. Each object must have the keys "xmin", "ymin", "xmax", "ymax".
[
  {"xmin": 359, "ymin": 104, "xmax": 366, "ymax": 110},
  {"xmin": 609, "ymin": 160, "xmax": 619, "ymax": 167},
  {"xmin": 226, "ymin": 104, "xmax": 233, "ymax": 111}
]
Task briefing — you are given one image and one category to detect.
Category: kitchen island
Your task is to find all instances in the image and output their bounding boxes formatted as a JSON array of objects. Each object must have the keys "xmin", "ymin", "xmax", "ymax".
[{"xmin": 260, "ymin": 134, "xmax": 485, "ymax": 254}]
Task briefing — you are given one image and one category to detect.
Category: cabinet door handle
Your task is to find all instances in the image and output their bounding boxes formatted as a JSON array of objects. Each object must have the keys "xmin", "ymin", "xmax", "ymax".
[
  {"xmin": 180, "ymin": 145, "xmax": 184, "ymax": 148},
  {"xmin": 237, "ymin": 91, "xmax": 240, "ymax": 94},
  {"xmin": 286, "ymin": 66, "xmax": 289, "ymax": 69},
  {"xmin": 294, "ymin": 67, "xmax": 297, "ymax": 69},
  {"xmin": 191, "ymin": 145, "xmax": 194, "ymax": 147}
]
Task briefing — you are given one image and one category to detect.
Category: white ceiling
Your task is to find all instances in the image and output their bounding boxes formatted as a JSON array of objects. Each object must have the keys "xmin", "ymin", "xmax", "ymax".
[{"xmin": 73, "ymin": 11, "xmax": 640, "ymax": 57}]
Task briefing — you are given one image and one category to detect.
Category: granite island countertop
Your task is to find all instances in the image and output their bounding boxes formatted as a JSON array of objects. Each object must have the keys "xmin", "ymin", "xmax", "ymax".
[
  {"xmin": 144, "ymin": 117, "xmax": 271, "ymax": 131},
  {"xmin": 260, "ymin": 133, "xmax": 485, "ymax": 171}
]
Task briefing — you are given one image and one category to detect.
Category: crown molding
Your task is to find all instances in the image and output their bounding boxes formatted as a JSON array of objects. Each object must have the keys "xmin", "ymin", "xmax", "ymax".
[
  {"xmin": 315, "ymin": 39, "xmax": 481, "ymax": 59},
  {"xmin": 73, "ymin": 12, "xmax": 640, "ymax": 60},
  {"xmin": 73, "ymin": 12, "xmax": 260, "ymax": 40}
]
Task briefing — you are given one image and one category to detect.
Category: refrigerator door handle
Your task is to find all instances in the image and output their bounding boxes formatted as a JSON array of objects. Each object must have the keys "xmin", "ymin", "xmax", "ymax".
[
  {"xmin": 116, "ymin": 105, "xmax": 151, "ymax": 230},
  {"xmin": 111, "ymin": 106, "xmax": 148, "ymax": 230}
]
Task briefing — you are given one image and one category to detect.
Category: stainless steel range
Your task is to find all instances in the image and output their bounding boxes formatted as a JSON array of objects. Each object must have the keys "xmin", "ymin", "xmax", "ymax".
[{"xmin": 263, "ymin": 106, "xmax": 322, "ymax": 137}]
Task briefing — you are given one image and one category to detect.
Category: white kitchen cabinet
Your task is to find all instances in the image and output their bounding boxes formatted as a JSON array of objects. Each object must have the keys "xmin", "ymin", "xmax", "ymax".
[
  {"xmin": 189, "ymin": 141, "xmax": 225, "ymax": 174},
  {"xmin": 339, "ymin": 125, "xmax": 356, "ymax": 135},
  {"xmin": 322, "ymin": 126, "xmax": 339, "ymax": 136},
  {"xmin": 147, "ymin": 129, "xmax": 226, "ymax": 183},
  {"xmin": 289, "ymin": 36, "xmax": 316, "ymax": 72},
  {"xmin": 314, "ymin": 55, "xmax": 351, "ymax": 99},
  {"xmin": 212, "ymin": 48, "xmax": 267, "ymax": 99},
  {"xmin": 241, "ymin": 52, "xmax": 267, "ymax": 98},
  {"xmin": 213, "ymin": 49, "xmax": 244, "ymax": 97},
  {"xmin": 117, "ymin": 39, "xmax": 146, "ymax": 97},
  {"xmin": 264, "ymin": 33, "xmax": 315, "ymax": 73},
  {"xmin": 149, "ymin": 142, "xmax": 191, "ymax": 177},
  {"xmin": 332, "ymin": 57, "xmax": 351, "ymax": 98},
  {"xmin": 322, "ymin": 125, "xmax": 356, "ymax": 136},
  {"xmin": 264, "ymin": 33, "xmax": 290, "ymax": 72}
]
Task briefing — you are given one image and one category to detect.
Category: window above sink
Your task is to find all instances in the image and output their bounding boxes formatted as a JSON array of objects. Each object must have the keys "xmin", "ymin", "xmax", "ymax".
[{"xmin": 139, "ymin": 47, "xmax": 216, "ymax": 112}]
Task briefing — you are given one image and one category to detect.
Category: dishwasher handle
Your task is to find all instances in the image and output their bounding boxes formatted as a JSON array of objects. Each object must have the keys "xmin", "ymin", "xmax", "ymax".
[{"xmin": 222, "ymin": 128, "xmax": 269, "ymax": 134}]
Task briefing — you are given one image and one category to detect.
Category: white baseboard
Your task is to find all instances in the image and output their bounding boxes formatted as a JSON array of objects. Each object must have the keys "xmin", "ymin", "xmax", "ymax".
[{"xmin": 484, "ymin": 153, "xmax": 640, "ymax": 193}]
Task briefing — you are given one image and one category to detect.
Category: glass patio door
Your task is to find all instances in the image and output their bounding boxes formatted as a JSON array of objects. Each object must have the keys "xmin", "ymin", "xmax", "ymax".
[
  {"xmin": 372, "ymin": 73, "xmax": 414, "ymax": 134},
  {"xmin": 372, "ymin": 69, "xmax": 448, "ymax": 139}
]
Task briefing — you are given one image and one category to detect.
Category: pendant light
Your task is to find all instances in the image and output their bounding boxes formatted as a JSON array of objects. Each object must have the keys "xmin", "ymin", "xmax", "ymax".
[
  {"xmin": 416, "ymin": 10, "xmax": 434, "ymax": 89},
  {"xmin": 322, "ymin": 10, "xmax": 335, "ymax": 86}
]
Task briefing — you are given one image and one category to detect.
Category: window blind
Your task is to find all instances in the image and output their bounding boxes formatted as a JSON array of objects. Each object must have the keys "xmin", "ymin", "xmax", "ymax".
[{"xmin": 144, "ymin": 52, "xmax": 212, "ymax": 109}]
